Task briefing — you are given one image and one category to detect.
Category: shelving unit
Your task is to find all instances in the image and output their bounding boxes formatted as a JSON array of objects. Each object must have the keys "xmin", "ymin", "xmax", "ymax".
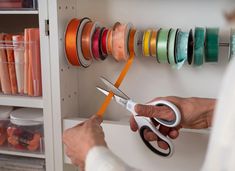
[
  {"xmin": 0, "ymin": 147, "xmax": 45, "ymax": 159},
  {"xmin": 0, "ymin": 10, "xmax": 38, "ymax": 15},
  {"xmin": 48, "ymin": 0, "xmax": 235, "ymax": 171},
  {"xmin": 0, "ymin": 95, "xmax": 43, "ymax": 108},
  {"xmin": 0, "ymin": 0, "xmax": 54, "ymax": 171}
]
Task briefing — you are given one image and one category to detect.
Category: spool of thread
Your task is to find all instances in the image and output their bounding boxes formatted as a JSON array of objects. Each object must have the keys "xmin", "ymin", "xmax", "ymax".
[
  {"xmin": 205, "ymin": 28, "xmax": 219, "ymax": 62},
  {"xmin": 157, "ymin": 28, "xmax": 171, "ymax": 63},
  {"xmin": 194, "ymin": 27, "xmax": 205, "ymax": 66},
  {"xmin": 142, "ymin": 29, "xmax": 152, "ymax": 57},
  {"xmin": 150, "ymin": 30, "xmax": 158, "ymax": 57},
  {"xmin": 92, "ymin": 27, "xmax": 101, "ymax": 60}
]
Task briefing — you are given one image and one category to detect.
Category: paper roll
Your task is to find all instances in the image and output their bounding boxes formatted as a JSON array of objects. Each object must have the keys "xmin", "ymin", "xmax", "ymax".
[
  {"xmin": 13, "ymin": 35, "xmax": 24, "ymax": 94},
  {"xmin": 0, "ymin": 33, "xmax": 11, "ymax": 94}
]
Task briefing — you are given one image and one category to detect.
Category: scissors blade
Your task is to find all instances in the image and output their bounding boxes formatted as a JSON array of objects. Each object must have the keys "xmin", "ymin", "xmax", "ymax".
[
  {"xmin": 100, "ymin": 77, "xmax": 129, "ymax": 99},
  {"xmin": 96, "ymin": 87, "xmax": 128, "ymax": 108}
]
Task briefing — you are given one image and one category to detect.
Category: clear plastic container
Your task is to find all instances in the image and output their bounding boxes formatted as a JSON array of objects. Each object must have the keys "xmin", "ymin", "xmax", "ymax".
[
  {"xmin": 0, "ymin": 0, "xmax": 37, "ymax": 10},
  {"xmin": 0, "ymin": 106, "xmax": 13, "ymax": 146},
  {"xmin": 0, "ymin": 32, "xmax": 42, "ymax": 97},
  {"xmin": 7, "ymin": 108, "xmax": 44, "ymax": 153}
]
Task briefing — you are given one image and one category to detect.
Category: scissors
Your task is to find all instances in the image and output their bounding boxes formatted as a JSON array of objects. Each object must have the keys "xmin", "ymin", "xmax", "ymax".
[{"xmin": 97, "ymin": 77, "xmax": 181, "ymax": 157}]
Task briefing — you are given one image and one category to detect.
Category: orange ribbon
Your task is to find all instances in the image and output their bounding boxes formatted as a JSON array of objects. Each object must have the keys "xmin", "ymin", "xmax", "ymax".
[{"xmin": 97, "ymin": 27, "xmax": 136, "ymax": 117}]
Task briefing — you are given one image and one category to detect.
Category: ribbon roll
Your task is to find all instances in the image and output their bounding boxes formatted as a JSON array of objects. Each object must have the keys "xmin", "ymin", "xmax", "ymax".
[
  {"xmin": 128, "ymin": 29, "xmax": 136, "ymax": 56},
  {"xmin": 65, "ymin": 18, "xmax": 82, "ymax": 66},
  {"xmin": 205, "ymin": 28, "xmax": 219, "ymax": 62},
  {"xmin": 175, "ymin": 30, "xmax": 189, "ymax": 69},
  {"xmin": 187, "ymin": 29, "xmax": 194, "ymax": 65},
  {"xmin": 107, "ymin": 29, "xmax": 113, "ymax": 56},
  {"xmin": 194, "ymin": 27, "xmax": 205, "ymax": 66},
  {"xmin": 112, "ymin": 23, "xmax": 132, "ymax": 61},
  {"xmin": 168, "ymin": 29, "xmax": 178, "ymax": 66},
  {"xmin": 150, "ymin": 30, "xmax": 158, "ymax": 57},
  {"xmin": 77, "ymin": 18, "xmax": 92, "ymax": 67},
  {"xmin": 101, "ymin": 28, "xmax": 109, "ymax": 56},
  {"xmin": 81, "ymin": 21, "xmax": 99, "ymax": 60},
  {"xmin": 157, "ymin": 29, "xmax": 171, "ymax": 63},
  {"xmin": 229, "ymin": 28, "xmax": 235, "ymax": 60},
  {"xmin": 143, "ymin": 29, "xmax": 152, "ymax": 57},
  {"xmin": 99, "ymin": 28, "xmax": 107, "ymax": 60},
  {"xmin": 134, "ymin": 30, "xmax": 143, "ymax": 57},
  {"xmin": 92, "ymin": 27, "xmax": 101, "ymax": 60}
]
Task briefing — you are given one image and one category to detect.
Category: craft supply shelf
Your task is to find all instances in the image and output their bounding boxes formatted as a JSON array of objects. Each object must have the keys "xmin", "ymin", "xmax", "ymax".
[
  {"xmin": 47, "ymin": 0, "xmax": 235, "ymax": 171},
  {"xmin": 0, "ymin": 0, "xmax": 54, "ymax": 171}
]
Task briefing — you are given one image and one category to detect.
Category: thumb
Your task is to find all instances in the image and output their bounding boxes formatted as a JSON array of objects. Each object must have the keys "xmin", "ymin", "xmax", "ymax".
[{"xmin": 134, "ymin": 104, "xmax": 175, "ymax": 121}]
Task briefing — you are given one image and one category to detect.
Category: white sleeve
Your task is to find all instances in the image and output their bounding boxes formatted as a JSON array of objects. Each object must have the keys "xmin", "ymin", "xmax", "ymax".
[
  {"xmin": 201, "ymin": 58, "xmax": 235, "ymax": 171},
  {"xmin": 85, "ymin": 146, "xmax": 141, "ymax": 171}
]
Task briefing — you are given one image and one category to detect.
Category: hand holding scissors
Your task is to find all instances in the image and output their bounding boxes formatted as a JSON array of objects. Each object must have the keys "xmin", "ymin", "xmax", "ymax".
[{"xmin": 97, "ymin": 77, "xmax": 181, "ymax": 157}]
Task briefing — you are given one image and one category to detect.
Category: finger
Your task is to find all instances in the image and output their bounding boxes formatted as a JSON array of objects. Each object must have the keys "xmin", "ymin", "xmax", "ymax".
[
  {"xmin": 159, "ymin": 125, "xmax": 170, "ymax": 136},
  {"xmin": 158, "ymin": 140, "xmax": 169, "ymax": 150},
  {"xmin": 144, "ymin": 130, "xmax": 158, "ymax": 141},
  {"xmin": 168, "ymin": 129, "xmax": 179, "ymax": 139},
  {"xmin": 135, "ymin": 104, "xmax": 175, "ymax": 121},
  {"xmin": 129, "ymin": 116, "xmax": 138, "ymax": 131}
]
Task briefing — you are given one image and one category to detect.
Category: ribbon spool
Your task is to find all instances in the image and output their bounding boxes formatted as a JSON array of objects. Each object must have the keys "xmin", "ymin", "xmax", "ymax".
[
  {"xmin": 92, "ymin": 27, "xmax": 101, "ymax": 60},
  {"xmin": 187, "ymin": 29, "xmax": 194, "ymax": 65},
  {"xmin": 167, "ymin": 29, "xmax": 178, "ymax": 66},
  {"xmin": 229, "ymin": 28, "xmax": 235, "ymax": 60},
  {"xmin": 128, "ymin": 29, "xmax": 136, "ymax": 56},
  {"xmin": 65, "ymin": 18, "xmax": 81, "ymax": 66},
  {"xmin": 99, "ymin": 28, "xmax": 108, "ymax": 60},
  {"xmin": 205, "ymin": 28, "xmax": 219, "ymax": 62},
  {"xmin": 101, "ymin": 28, "xmax": 109, "ymax": 56},
  {"xmin": 106, "ymin": 29, "xmax": 113, "ymax": 56},
  {"xmin": 157, "ymin": 29, "xmax": 171, "ymax": 63},
  {"xmin": 81, "ymin": 21, "xmax": 99, "ymax": 60},
  {"xmin": 194, "ymin": 27, "xmax": 205, "ymax": 66},
  {"xmin": 175, "ymin": 30, "xmax": 189, "ymax": 69},
  {"xmin": 143, "ymin": 29, "xmax": 152, "ymax": 57},
  {"xmin": 112, "ymin": 22, "xmax": 132, "ymax": 61},
  {"xmin": 77, "ymin": 18, "xmax": 93, "ymax": 67},
  {"xmin": 150, "ymin": 30, "xmax": 158, "ymax": 57}
]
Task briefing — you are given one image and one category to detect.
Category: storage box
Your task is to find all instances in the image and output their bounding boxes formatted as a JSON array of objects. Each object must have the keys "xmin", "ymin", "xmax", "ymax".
[
  {"xmin": 7, "ymin": 108, "xmax": 44, "ymax": 153},
  {"xmin": 0, "ymin": 33, "xmax": 42, "ymax": 97}
]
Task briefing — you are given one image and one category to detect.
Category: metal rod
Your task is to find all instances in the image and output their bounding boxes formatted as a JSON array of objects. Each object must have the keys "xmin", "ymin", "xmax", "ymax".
[{"xmin": 219, "ymin": 42, "xmax": 230, "ymax": 47}]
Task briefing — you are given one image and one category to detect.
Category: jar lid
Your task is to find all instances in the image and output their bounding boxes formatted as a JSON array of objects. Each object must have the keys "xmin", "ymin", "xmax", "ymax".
[
  {"xmin": 0, "ymin": 106, "xmax": 13, "ymax": 119},
  {"xmin": 10, "ymin": 108, "xmax": 43, "ymax": 126}
]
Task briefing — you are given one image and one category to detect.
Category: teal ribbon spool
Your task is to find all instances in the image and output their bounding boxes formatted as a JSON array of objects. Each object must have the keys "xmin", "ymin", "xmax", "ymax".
[
  {"xmin": 168, "ymin": 29, "xmax": 178, "ymax": 66},
  {"xmin": 194, "ymin": 27, "xmax": 205, "ymax": 66},
  {"xmin": 157, "ymin": 29, "xmax": 171, "ymax": 63},
  {"xmin": 175, "ymin": 30, "xmax": 189, "ymax": 69},
  {"xmin": 229, "ymin": 28, "xmax": 235, "ymax": 60},
  {"xmin": 205, "ymin": 28, "xmax": 219, "ymax": 62}
]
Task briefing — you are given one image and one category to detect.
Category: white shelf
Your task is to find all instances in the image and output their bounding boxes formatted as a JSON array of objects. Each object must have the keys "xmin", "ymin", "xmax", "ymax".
[
  {"xmin": 0, "ymin": 95, "xmax": 43, "ymax": 108},
  {"xmin": 0, "ymin": 147, "xmax": 45, "ymax": 159},
  {"xmin": 0, "ymin": 10, "xmax": 38, "ymax": 15}
]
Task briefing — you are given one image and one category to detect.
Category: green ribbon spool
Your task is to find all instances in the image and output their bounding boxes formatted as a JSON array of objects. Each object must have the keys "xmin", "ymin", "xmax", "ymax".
[
  {"xmin": 168, "ymin": 29, "xmax": 178, "ymax": 66},
  {"xmin": 157, "ymin": 28, "xmax": 171, "ymax": 63},
  {"xmin": 229, "ymin": 28, "xmax": 235, "ymax": 60},
  {"xmin": 175, "ymin": 30, "xmax": 188, "ymax": 69},
  {"xmin": 205, "ymin": 28, "xmax": 219, "ymax": 62},
  {"xmin": 194, "ymin": 27, "xmax": 205, "ymax": 66}
]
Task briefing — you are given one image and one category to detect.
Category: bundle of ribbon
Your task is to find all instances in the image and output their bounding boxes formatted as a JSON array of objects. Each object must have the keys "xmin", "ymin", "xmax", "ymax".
[
  {"xmin": 65, "ymin": 17, "xmax": 235, "ymax": 116},
  {"xmin": 65, "ymin": 17, "xmax": 235, "ymax": 69}
]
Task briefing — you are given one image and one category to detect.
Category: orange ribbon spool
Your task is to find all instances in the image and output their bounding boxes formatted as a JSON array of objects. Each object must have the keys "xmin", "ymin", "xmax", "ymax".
[{"xmin": 65, "ymin": 18, "xmax": 81, "ymax": 66}]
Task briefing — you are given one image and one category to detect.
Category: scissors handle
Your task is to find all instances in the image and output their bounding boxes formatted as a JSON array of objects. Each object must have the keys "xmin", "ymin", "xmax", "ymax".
[
  {"xmin": 126, "ymin": 100, "xmax": 181, "ymax": 127},
  {"xmin": 147, "ymin": 100, "xmax": 181, "ymax": 127},
  {"xmin": 135, "ymin": 116, "xmax": 174, "ymax": 157}
]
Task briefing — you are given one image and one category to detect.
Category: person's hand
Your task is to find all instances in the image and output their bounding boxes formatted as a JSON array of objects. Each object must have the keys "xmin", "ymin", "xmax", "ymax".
[
  {"xmin": 130, "ymin": 96, "xmax": 216, "ymax": 150},
  {"xmin": 63, "ymin": 115, "xmax": 107, "ymax": 170}
]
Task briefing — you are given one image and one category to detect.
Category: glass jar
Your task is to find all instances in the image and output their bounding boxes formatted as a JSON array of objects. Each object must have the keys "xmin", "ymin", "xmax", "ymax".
[
  {"xmin": 7, "ymin": 108, "xmax": 44, "ymax": 153},
  {"xmin": 0, "ymin": 106, "xmax": 13, "ymax": 146}
]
